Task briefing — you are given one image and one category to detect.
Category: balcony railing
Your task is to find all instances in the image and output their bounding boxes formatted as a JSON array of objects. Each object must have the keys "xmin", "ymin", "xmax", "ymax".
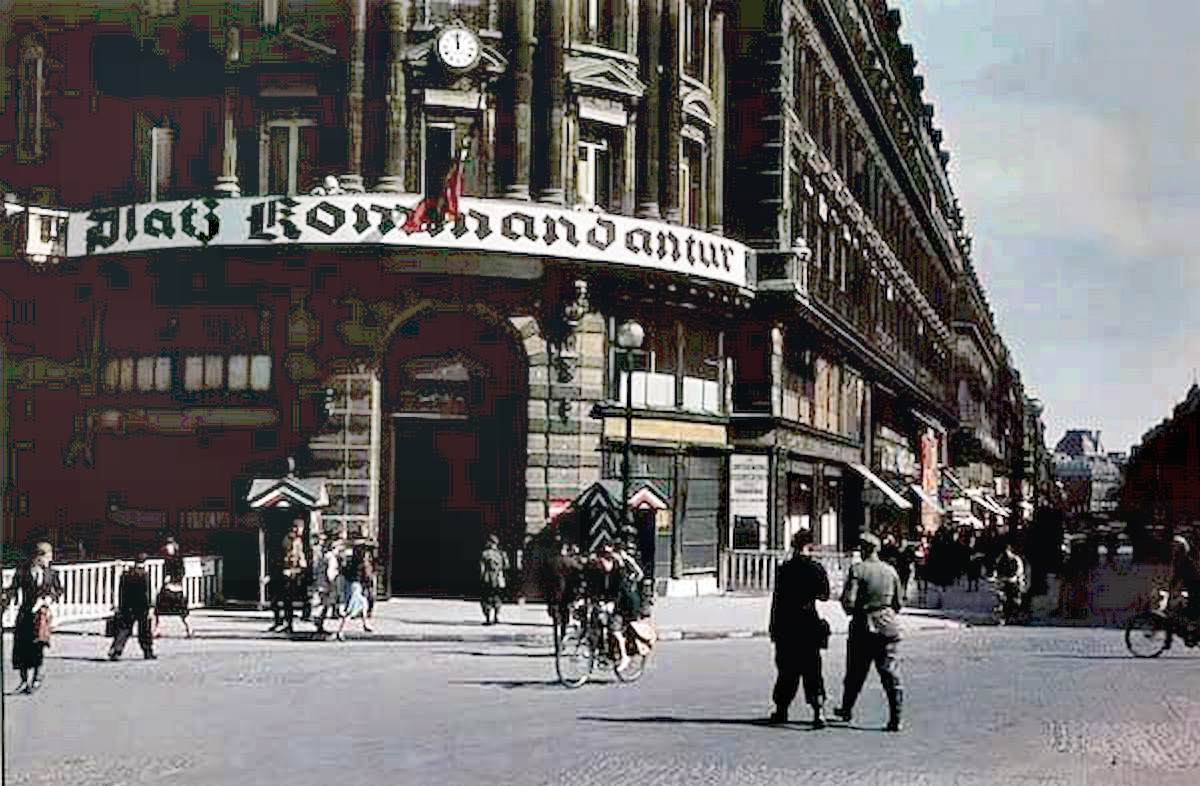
[
  {"xmin": 2, "ymin": 556, "xmax": 223, "ymax": 629},
  {"xmin": 757, "ymin": 251, "xmax": 952, "ymax": 411}
]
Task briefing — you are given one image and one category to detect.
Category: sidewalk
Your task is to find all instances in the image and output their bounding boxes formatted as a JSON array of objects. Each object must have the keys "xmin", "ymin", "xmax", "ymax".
[{"xmin": 54, "ymin": 595, "xmax": 975, "ymax": 645}]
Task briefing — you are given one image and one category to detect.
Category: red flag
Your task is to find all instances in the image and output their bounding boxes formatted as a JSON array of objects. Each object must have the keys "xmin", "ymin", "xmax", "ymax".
[{"xmin": 403, "ymin": 121, "xmax": 475, "ymax": 234}]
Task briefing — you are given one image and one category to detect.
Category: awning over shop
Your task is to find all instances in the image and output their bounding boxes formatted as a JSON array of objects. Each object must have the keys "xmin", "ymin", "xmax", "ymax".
[
  {"xmin": 850, "ymin": 463, "xmax": 913, "ymax": 510},
  {"xmin": 246, "ymin": 475, "xmax": 330, "ymax": 510},
  {"xmin": 941, "ymin": 468, "xmax": 968, "ymax": 493},
  {"xmin": 910, "ymin": 484, "xmax": 946, "ymax": 514},
  {"xmin": 966, "ymin": 489, "xmax": 1006, "ymax": 517},
  {"xmin": 952, "ymin": 511, "xmax": 985, "ymax": 530},
  {"xmin": 978, "ymin": 492, "xmax": 1009, "ymax": 518}
]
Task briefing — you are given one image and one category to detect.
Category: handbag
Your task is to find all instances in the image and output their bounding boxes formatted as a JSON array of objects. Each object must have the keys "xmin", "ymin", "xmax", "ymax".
[
  {"xmin": 34, "ymin": 607, "xmax": 53, "ymax": 645},
  {"xmin": 104, "ymin": 615, "xmax": 120, "ymax": 638}
]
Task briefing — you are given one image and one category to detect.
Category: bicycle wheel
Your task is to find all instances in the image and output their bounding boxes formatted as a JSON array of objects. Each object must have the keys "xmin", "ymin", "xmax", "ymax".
[
  {"xmin": 614, "ymin": 650, "xmax": 648, "ymax": 682},
  {"xmin": 555, "ymin": 623, "xmax": 595, "ymax": 688},
  {"xmin": 1125, "ymin": 613, "xmax": 1170, "ymax": 658}
]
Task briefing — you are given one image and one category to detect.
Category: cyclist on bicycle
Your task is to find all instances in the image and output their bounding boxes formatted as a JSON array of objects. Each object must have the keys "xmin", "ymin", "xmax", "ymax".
[
  {"xmin": 990, "ymin": 542, "xmax": 1024, "ymax": 623},
  {"xmin": 1171, "ymin": 535, "xmax": 1200, "ymax": 631},
  {"xmin": 583, "ymin": 543, "xmax": 635, "ymax": 671}
]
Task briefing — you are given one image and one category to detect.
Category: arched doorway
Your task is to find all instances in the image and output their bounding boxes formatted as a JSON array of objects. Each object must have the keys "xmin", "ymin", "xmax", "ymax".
[{"xmin": 384, "ymin": 309, "xmax": 528, "ymax": 597}]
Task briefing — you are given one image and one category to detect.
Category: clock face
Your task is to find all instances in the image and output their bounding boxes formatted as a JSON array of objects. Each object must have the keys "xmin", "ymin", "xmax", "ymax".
[{"xmin": 437, "ymin": 28, "xmax": 480, "ymax": 71}]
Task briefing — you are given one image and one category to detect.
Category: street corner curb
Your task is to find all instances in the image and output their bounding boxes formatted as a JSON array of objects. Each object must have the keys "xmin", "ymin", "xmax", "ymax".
[{"xmin": 672, "ymin": 629, "xmax": 767, "ymax": 641}]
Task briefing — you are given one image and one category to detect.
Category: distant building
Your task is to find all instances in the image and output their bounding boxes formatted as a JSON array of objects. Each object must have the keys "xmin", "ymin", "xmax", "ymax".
[{"xmin": 1052, "ymin": 430, "xmax": 1123, "ymax": 515}]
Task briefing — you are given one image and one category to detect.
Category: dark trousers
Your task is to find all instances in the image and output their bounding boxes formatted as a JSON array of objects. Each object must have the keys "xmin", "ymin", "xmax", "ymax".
[
  {"xmin": 773, "ymin": 643, "xmax": 825, "ymax": 714},
  {"xmin": 841, "ymin": 626, "xmax": 901, "ymax": 711},
  {"xmin": 110, "ymin": 612, "xmax": 153, "ymax": 658},
  {"xmin": 271, "ymin": 576, "xmax": 300, "ymax": 628}
]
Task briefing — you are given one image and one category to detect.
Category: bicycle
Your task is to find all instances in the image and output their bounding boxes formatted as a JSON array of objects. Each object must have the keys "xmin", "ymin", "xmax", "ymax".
[
  {"xmin": 554, "ymin": 598, "xmax": 650, "ymax": 688},
  {"xmin": 1125, "ymin": 590, "xmax": 1199, "ymax": 658}
]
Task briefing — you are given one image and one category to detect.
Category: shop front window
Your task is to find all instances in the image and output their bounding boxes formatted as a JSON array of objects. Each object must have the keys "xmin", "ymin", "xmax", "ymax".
[{"xmin": 612, "ymin": 316, "xmax": 724, "ymax": 415}]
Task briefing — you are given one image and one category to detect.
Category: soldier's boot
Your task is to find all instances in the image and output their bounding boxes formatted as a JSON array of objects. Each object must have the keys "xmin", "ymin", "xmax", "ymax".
[
  {"xmin": 885, "ymin": 687, "xmax": 903, "ymax": 732},
  {"xmin": 811, "ymin": 703, "xmax": 826, "ymax": 729}
]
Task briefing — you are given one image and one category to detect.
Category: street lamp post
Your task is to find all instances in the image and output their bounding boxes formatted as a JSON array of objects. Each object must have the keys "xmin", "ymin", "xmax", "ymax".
[{"xmin": 615, "ymin": 321, "xmax": 645, "ymax": 543}]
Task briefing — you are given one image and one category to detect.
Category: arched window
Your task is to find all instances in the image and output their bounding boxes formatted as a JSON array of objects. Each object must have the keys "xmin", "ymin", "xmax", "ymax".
[{"xmin": 17, "ymin": 37, "xmax": 46, "ymax": 163}]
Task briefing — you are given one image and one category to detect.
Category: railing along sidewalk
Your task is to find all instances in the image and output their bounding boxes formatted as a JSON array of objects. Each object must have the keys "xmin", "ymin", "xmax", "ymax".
[
  {"xmin": 2, "ymin": 555, "xmax": 223, "ymax": 629},
  {"xmin": 720, "ymin": 548, "xmax": 851, "ymax": 594}
]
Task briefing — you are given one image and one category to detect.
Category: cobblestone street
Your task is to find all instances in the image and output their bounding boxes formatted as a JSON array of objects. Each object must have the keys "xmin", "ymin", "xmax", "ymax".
[{"xmin": 5, "ymin": 615, "xmax": 1199, "ymax": 786}]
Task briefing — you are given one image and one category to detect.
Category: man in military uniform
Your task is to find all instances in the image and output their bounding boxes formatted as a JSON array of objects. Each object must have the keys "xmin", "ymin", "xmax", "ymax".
[
  {"xmin": 834, "ymin": 532, "xmax": 905, "ymax": 732},
  {"xmin": 768, "ymin": 529, "xmax": 831, "ymax": 728}
]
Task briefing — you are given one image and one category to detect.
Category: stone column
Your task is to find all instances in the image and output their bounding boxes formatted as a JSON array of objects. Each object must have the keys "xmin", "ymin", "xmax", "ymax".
[
  {"xmin": 376, "ymin": 0, "xmax": 410, "ymax": 193},
  {"xmin": 662, "ymin": 0, "xmax": 681, "ymax": 222},
  {"xmin": 506, "ymin": 0, "xmax": 535, "ymax": 200},
  {"xmin": 341, "ymin": 0, "xmax": 367, "ymax": 192},
  {"xmin": 539, "ymin": 0, "xmax": 567, "ymax": 204},
  {"xmin": 214, "ymin": 24, "xmax": 241, "ymax": 197},
  {"xmin": 636, "ymin": 0, "xmax": 662, "ymax": 218},
  {"xmin": 708, "ymin": 9, "xmax": 726, "ymax": 234}
]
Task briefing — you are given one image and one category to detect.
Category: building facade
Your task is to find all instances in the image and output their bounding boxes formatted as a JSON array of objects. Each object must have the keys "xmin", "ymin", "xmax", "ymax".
[
  {"xmin": 725, "ymin": 0, "xmax": 960, "ymax": 550},
  {"xmin": 1121, "ymin": 386, "xmax": 1200, "ymax": 548},
  {"xmin": 1, "ymin": 0, "xmax": 749, "ymax": 597},
  {"xmin": 1053, "ymin": 429, "xmax": 1123, "ymax": 517},
  {"xmin": 1, "ymin": 0, "xmax": 1031, "ymax": 595}
]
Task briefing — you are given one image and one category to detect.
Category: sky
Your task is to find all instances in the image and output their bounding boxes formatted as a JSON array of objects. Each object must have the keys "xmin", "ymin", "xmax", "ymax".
[{"xmin": 891, "ymin": 0, "xmax": 1200, "ymax": 455}]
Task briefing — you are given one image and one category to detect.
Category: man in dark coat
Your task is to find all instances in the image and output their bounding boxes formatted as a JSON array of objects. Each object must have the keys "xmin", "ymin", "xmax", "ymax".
[
  {"xmin": 835, "ymin": 532, "xmax": 905, "ymax": 732},
  {"xmin": 768, "ymin": 529, "xmax": 831, "ymax": 728},
  {"xmin": 109, "ymin": 553, "xmax": 155, "ymax": 661},
  {"xmin": 542, "ymin": 539, "xmax": 583, "ymax": 638}
]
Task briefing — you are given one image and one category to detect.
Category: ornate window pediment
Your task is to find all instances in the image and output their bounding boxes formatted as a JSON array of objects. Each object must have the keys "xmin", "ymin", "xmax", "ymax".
[
  {"xmin": 682, "ymin": 89, "xmax": 717, "ymax": 128},
  {"xmin": 565, "ymin": 57, "xmax": 646, "ymax": 100}
]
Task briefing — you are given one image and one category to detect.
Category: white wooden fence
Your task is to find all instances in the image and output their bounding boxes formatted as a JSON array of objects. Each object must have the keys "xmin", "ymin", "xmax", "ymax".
[
  {"xmin": 2, "ymin": 556, "xmax": 223, "ymax": 628},
  {"xmin": 719, "ymin": 548, "xmax": 851, "ymax": 595}
]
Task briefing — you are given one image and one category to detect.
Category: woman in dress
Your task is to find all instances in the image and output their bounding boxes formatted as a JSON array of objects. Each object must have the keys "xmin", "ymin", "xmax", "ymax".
[
  {"xmin": 334, "ymin": 545, "xmax": 375, "ymax": 641},
  {"xmin": 153, "ymin": 537, "xmax": 193, "ymax": 638},
  {"xmin": 1, "ymin": 542, "xmax": 64, "ymax": 694}
]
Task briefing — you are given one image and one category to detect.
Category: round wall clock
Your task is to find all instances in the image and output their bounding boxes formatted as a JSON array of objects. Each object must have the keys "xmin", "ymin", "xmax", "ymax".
[{"xmin": 435, "ymin": 27, "xmax": 482, "ymax": 72}]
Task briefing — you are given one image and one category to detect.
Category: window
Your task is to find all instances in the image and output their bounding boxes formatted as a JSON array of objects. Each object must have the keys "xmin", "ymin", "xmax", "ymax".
[
  {"xmin": 104, "ymin": 356, "xmax": 171, "ymax": 392},
  {"xmin": 424, "ymin": 0, "xmax": 490, "ymax": 29},
  {"xmin": 263, "ymin": 118, "xmax": 317, "ymax": 196},
  {"xmin": 228, "ymin": 355, "xmax": 250, "ymax": 390},
  {"xmin": 577, "ymin": 120, "xmax": 625, "ymax": 211},
  {"xmin": 17, "ymin": 37, "xmax": 46, "ymax": 163},
  {"xmin": 135, "ymin": 115, "xmax": 175, "ymax": 202},
  {"xmin": 11, "ymin": 300, "xmax": 36, "ymax": 325},
  {"xmin": 611, "ymin": 316, "xmax": 723, "ymax": 414},
  {"xmin": 577, "ymin": 0, "xmax": 626, "ymax": 50},
  {"xmin": 141, "ymin": 0, "xmax": 178, "ymax": 16},
  {"xmin": 423, "ymin": 117, "xmax": 486, "ymax": 201},
  {"xmin": 577, "ymin": 140, "xmax": 612, "ymax": 210},
  {"xmin": 684, "ymin": 0, "xmax": 706, "ymax": 80},
  {"xmin": 681, "ymin": 140, "xmax": 704, "ymax": 228}
]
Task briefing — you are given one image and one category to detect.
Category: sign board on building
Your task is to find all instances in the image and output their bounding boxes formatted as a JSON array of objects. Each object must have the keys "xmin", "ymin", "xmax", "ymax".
[
  {"xmin": 53, "ymin": 195, "xmax": 750, "ymax": 289},
  {"xmin": 729, "ymin": 454, "xmax": 770, "ymax": 550}
]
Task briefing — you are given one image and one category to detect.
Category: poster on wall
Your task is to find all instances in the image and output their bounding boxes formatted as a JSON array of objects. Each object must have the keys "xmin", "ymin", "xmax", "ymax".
[{"xmin": 729, "ymin": 454, "xmax": 770, "ymax": 550}]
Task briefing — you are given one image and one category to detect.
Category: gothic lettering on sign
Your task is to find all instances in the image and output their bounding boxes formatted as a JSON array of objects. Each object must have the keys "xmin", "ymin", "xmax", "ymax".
[
  {"xmin": 69, "ymin": 196, "xmax": 747, "ymax": 286},
  {"xmin": 306, "ymin": 201, "xmax": 346, "ymax": 235},
  {"xmin": 85, "ymin": 208, "xmax": 120, "ymax": 254},
  {"xmin": 587, "ymin": 218, "xmax": 616, "ymax": 250},
  {"xmin": 179, "ymin": 200, "xmax": 220, "ymax": 244},
  {"xmin": 626, "ymin": 227, "xmax": 652, "ymax": 255},
  {"xmin": 656, "ymin": 231, "xmax": 679, "ymax": 261},
  {"xmin": 501, "ymin": 212, "xmax": 537, "ymax": 242},
  {"xmin": 145, "ymin": 209, "xmax": 175, "ymax": 239}
]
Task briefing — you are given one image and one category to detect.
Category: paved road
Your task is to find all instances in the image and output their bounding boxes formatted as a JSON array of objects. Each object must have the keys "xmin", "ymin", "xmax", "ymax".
[{"xmin": 5, "ymin": 624, "xmax": 1199, "ymax": 786}]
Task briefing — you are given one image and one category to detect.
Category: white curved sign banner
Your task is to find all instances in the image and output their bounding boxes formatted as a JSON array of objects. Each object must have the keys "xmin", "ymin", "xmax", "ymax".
[{"xmin": 60, "ymin": 195, "xmax": 749, "ymax": 289}]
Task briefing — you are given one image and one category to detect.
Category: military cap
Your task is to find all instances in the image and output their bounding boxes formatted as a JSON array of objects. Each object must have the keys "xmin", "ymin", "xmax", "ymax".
[{"xmin": 859, "ymin": 532, "xmax": 882, "ymax": 550}]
